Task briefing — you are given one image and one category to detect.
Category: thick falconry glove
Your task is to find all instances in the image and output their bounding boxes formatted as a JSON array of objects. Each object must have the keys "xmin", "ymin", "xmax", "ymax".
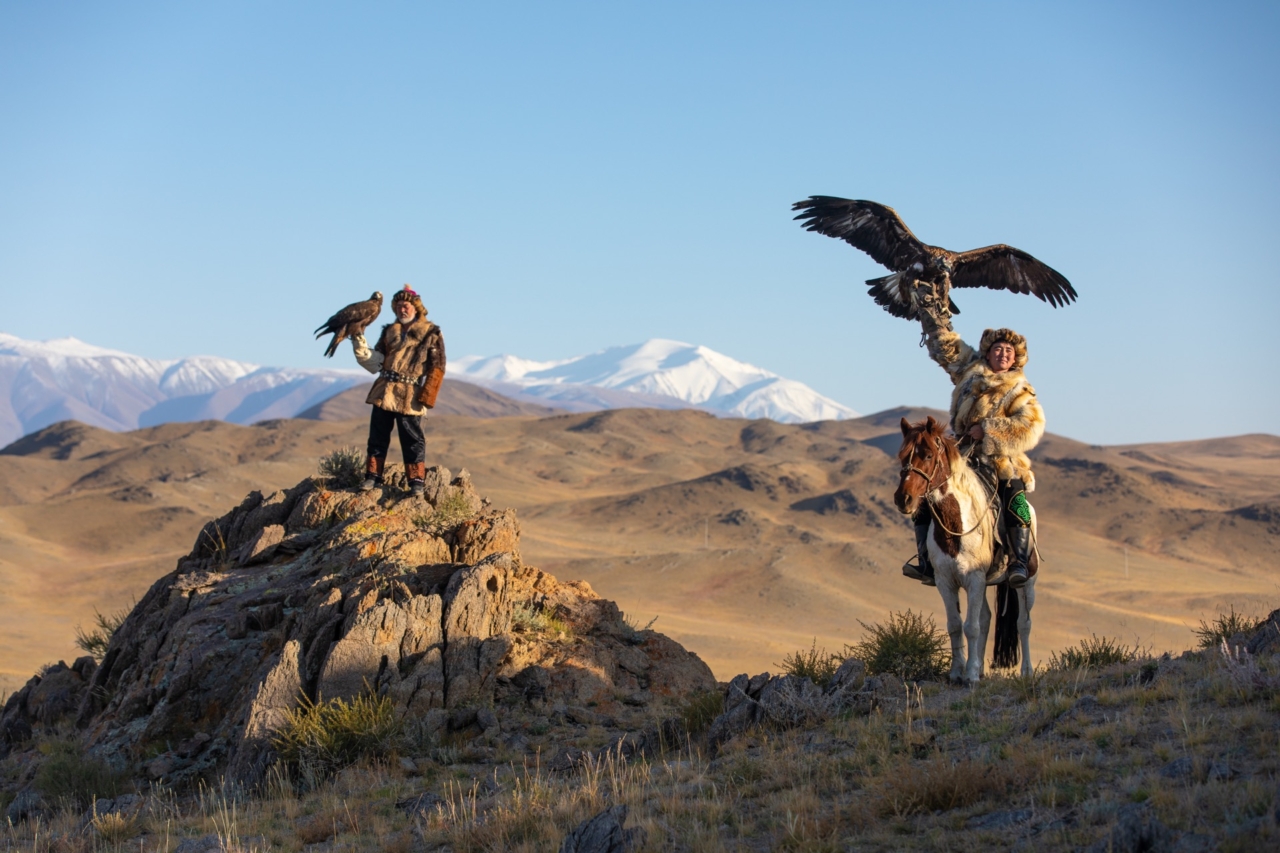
[{"xmin": 351, "ymin": 334, "xmax": 383, "ymax": 374}]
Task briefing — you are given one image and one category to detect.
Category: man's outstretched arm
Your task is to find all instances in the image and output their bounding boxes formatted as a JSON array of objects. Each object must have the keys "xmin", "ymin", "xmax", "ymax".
[
  {"xmin": 918, "ymin": 290, "xmax": 973, "ymax": 380},
  {"xmin": 351, "ymin": 334, "xmax": 383, "ymax": 374}
]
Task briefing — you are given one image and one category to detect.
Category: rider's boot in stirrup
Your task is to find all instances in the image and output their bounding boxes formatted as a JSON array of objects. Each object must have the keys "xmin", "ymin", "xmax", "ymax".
[
  {"xmin": 1005, "ymin": 525, "xmax": 1032, "ymax": 588},
  {"xmin": 901, "ymin": 517, "xmax": 936, "ymax": 586}
]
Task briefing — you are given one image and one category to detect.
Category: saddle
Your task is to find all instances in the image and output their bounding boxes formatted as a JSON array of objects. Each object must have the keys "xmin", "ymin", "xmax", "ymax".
[{"xmin": 956, "ymin": 443, "xmax": 1038, "ymax": 584}]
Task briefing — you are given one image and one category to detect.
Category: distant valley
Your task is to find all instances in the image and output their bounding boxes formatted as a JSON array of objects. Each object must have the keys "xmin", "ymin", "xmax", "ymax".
[{"xmin": 1, "ymin": 387, "xmax": 1275, "ymax": 689}]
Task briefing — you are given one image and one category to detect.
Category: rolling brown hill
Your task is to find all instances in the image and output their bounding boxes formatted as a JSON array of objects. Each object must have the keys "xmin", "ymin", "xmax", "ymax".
[
  {"xmin": 1, "ymin": 404, "xmax": 1276, "ymax": 691},
  {"xmin": 296, "ymin": 377, "xmax": 560, "ymax": 420}
]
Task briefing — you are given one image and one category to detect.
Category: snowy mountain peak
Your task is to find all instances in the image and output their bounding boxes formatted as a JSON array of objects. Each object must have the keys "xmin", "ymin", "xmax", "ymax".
[{"xmin": 452, "ymin": 339, "xmax": 858, "ymax": 424}]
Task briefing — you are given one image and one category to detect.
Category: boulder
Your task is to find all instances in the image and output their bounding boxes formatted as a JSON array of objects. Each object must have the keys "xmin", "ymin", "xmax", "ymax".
[{"xmin": 3, "ymin": 469, "xmax": 716, "ymax": 791}]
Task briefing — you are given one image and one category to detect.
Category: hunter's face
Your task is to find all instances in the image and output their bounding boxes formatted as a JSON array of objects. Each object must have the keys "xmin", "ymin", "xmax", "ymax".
[
  {"xmin": 395, "ymin": 301, "xmax": 416, "ymax": 322},
  {"xmin": 987, "ymin": 342, "xmax": 1016, "ymax": 373}
]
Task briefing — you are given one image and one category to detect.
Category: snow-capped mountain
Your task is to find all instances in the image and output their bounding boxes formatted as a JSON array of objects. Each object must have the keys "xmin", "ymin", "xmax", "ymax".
[
  {"xmin": 0, "ymin": 333, "xmax": 369, "ymax": 447},
  {"xmin": 453, "ymin": 339, "xmax": 858, "ymax": 424}
]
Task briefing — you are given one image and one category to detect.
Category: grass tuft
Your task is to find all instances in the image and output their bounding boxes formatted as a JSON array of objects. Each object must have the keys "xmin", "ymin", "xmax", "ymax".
[
  {"xmin": 779, "ymin": 639, "xmax": 843, "ymax": 687},
  {"xmin": 272, "ymin": 692, "xmax": 402, "ymax": 781},
  {"xmin": 847, "ymin": 610, "xmax": 949, "ymax": 682},
  {"xmin": 1194, "ymin": 606, "xmax": 1262, "ymax": 649},
  {"xmin": 413, "ymin": 490, "xmax": 476, "ymax": 532},
  {"xmin": 319, "ymin": 446, "xmax": 366, "ymax": 489},
  {"xmin": 681, "ymin": 689, "xmax": 725, "ymax": 735},
  {"xmin": 1048, "ymin": 634, "xmax": 1139, "ymax": 670},
  {"xmin": 510, "ymin": 602, "xmax": 571, "ymax": 637},
  {"xmin": 74, "ymin": 606, "xmax": 131, "ymax": 661},
  {"xmin": 33, "ymin": 740, "xmax": 124, "ymax": 809}
]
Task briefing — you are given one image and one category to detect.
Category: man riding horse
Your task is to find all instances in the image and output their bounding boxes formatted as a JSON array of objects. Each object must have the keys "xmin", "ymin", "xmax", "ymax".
[{"xmin": 904, "ymin": 290, "xmax": 1045, "ymax": 589}]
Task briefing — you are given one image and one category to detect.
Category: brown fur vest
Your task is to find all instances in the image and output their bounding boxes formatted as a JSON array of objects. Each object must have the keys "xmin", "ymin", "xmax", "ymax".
[
  {"xmin": 925, "ymin": 325, "xmax": 1045, "ymax": 490},
  {"xmin": 364, "ymin": 318, "xmax": 446, "ymax": 415}
]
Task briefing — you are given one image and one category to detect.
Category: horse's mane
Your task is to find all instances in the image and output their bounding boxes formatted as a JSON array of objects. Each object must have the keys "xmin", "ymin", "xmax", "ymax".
[{"xmin": 898, "ymin": 417, "xmax": 962, "ymax": 470}]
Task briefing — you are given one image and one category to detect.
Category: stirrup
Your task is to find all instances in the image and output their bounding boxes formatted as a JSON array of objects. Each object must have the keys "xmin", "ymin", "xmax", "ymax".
[{"xmin": 902, "ymin": 556, "xmax": 935, "ymax": 587}]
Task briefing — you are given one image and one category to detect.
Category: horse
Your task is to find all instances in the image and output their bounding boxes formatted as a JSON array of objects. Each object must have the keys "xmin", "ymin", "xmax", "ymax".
[{"xmin": 893, "ymin": 416, "xmax": 1036, "ymax": 684}]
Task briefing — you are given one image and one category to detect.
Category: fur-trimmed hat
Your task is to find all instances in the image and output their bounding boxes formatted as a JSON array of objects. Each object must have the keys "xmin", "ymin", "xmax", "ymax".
[
  {"xmin": 391, "ymin": 285, "xmax": 427, "ymax": 319},
  {"xmin": 978, "ymin": 327, "xmax": 1028, "ymax": 370}
]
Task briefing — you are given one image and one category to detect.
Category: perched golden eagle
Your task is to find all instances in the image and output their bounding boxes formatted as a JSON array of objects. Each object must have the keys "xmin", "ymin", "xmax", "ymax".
[
  {"xmin": 792, "ymin": 197, "xmax": 1076, "ymax": 320},
  {"xmin": 314, "ymin": 291, "xmax": 383, "ymax": 358}
]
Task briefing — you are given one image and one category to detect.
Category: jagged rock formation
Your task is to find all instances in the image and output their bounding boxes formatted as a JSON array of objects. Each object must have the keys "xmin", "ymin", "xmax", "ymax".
[{"xmin": 0, "ymin": 466, "xmax": 716, "ymax": 790}]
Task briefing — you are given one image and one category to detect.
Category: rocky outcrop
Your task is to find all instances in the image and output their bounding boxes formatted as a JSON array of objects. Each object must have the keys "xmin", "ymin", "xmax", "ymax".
[
  {"xmin": 0, "ymin": 466, "xmax": 716, "ymax": 790},
  {"xmin": 706, "ymin": 658, "xmax": 879, "ymax": 751}
]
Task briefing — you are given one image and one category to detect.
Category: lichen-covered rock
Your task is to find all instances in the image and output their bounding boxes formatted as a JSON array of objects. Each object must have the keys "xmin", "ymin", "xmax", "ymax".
[{"xmin": 3, "ymin": 468, "xmax": 716, "ymax": 790}]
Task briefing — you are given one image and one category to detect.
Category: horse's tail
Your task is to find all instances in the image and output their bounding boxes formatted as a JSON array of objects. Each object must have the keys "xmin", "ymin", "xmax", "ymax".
[{"xmin": 993, "ymin": 581, "xmax": 1020, "ymax": 670}]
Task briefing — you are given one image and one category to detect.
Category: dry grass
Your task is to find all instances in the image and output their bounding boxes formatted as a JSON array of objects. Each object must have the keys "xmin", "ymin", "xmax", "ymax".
[{"xmin": 4, "ymin": 617, "xmax": 1279, "ymax": 851}]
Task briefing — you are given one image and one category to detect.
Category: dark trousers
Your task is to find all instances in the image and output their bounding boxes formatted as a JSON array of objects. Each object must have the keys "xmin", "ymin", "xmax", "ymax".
[{"xmin": 367, "ymin": 406, "xmax": 426, "ymax": 466}]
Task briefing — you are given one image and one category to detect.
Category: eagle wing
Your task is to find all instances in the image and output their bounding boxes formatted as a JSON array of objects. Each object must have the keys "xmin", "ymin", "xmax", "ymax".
[
  {"xmin": 950, "ymin": 245, "xmax": 1077, "ymax": 307},
  {"xmin": 791, "ymin": 196, "xmax": 929, "ymax": 271}
]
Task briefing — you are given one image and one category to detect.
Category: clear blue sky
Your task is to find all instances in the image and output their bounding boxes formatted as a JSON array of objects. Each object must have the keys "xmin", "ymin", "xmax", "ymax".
[{"xmin": 2, "ymin": 1, "xmax": 1276, "ymax": 443}]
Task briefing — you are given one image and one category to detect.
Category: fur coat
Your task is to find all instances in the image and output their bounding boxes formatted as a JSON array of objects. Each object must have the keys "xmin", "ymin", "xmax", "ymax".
[
  {"xmin": 924, "ymin": 322, "xmax": 1044, "ymax": 490},
  {"xmin": 352, "ymin": 317, "xmax": 446, "ymax": 416}
]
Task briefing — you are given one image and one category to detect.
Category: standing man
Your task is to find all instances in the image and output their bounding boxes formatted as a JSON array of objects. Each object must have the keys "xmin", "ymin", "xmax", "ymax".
[{"xmin": 350, "ymin": 285, "xmax": 446, "ymax": 496}]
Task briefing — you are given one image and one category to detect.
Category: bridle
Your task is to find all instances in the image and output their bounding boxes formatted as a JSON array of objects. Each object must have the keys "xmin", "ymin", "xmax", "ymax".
[
  {"xmin": 901, "ymin": 431, "xmax": 998, "ymax": 537},
  {"xmin": 900, "ymin": 434, "xmax": 949, "ymax": 497}
]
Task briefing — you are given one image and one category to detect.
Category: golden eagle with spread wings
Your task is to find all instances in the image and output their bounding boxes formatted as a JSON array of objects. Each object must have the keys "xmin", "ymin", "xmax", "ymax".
[
  {"xmin": 792, "ymin": 197, "xmax": 1076, "ymax": 320},
  {"xmin": 314, "ymin": 291, "xmax": 383, "ymax": 358}
]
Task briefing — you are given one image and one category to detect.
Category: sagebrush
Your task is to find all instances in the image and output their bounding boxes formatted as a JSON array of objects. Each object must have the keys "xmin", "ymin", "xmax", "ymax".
[
  {"xmin": 1048, "ymin": 634, "xmax": 1139, "ymax": 670},
  {"xmin": 779, "ymin": 639, "xmax": 843, "ymax": 687},
  {"xmin": 319, "ymin": 446, "xmax": 366, "ymax": 488},
  {"xmin": 847, "ymin": 610, "xmax": 949, "ymax": 681},
  {"xmin": 1194, "ymin": 606, "xmax": 1262, "ymax": 649}
]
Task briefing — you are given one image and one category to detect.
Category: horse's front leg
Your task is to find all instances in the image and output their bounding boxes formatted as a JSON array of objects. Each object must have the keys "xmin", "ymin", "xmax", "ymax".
[
  {"xmin": 1019, "ymin": 582, "xmax": 1035, "ymax": 679},
  {"xmin": 936, "ymin": 579, "xmax": 966, "ymax": 684},
  {"xmin": 962, "ymin": 573, "xmax": 988, "ymax": 685}
]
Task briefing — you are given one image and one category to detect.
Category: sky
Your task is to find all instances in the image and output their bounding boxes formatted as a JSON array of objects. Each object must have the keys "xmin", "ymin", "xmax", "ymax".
[{"xmin": 1, "ymin": 1, "xmax": 1277, "ymax": 444}]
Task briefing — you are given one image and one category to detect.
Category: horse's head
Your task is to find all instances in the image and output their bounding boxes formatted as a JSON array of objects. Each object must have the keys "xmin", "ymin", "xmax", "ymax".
[{"xmin": 893, "ymin": 416, "xmax": 957, "ymax": 515}]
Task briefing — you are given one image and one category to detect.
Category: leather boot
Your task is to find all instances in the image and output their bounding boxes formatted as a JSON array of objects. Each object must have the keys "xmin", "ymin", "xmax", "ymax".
[
  {"xmin": 902, "ymin": 516, "xmax": 936, "ymax": 586},
  {"xmin": 1005, "ymin": 525, "xmax": 1032, "ymax": 588},
  {"xmin": 361, "ymin": 455, "xmax": 385, "ymax": 491},
  {"xmin": 406, "ymin": 461, "xmax": 426, "ymax": 497}
]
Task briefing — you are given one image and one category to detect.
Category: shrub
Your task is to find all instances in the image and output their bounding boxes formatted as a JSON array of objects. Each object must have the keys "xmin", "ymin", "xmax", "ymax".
[
  {"xmin": 74, "ymin": 606, "xmax": 130, "ymax": 661},
  {"xmin": 1048, "ymin": 634, "xmax": 1138, "ymax": 670},
  {"xmin": 272, "ymin": 693, "xmax": 402, "ymax": 779},
  {"xmin": 1195, "ymin": 606, "xmax": 1262, "ymax": 649},
  {"xmin": 318, "ymin": 446, "xmax": 366, "ymax": 489},
  {"xmin": 847, "ymin": 610, "xmax": 949, "ymax": 682},
  {"xmin": 510, "ymin": 602, "xmax": 571, "ymax": 637},
  {"xmin": 681, "ymin": 690, "xmax": 725, "ymax": 735},
  {"xmin": 413, "ymin": 490, "xmax": 475, "ymax": 532},
  {"xmin": 779, "ymin": 640, "xmax": 843, "ymax": 687},
  {"xmin": 33, "ymin": 740, "xmax": 124, "ymax": 808}
]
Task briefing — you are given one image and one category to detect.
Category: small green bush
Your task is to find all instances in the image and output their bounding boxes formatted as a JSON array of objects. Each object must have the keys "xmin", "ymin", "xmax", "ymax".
[
  {"xmin": 510, "ymin": 602, "xmax": 570, "ymax": 636},
  {"xmin": 1048, "ymin": 634, "xmax": 1138, "ymax": 670},
  {"xmin": 681, "ymin": 690, "xmax": 725, "ymax": 735},
  {"xmin": 413, "ymin": 490, "xmax": 475, "ymax": 532},
  {"xmin": 779, "ymin": 639, "xmax": 843, "ymax": 688},
  {"xmin": 273, "ymin": 693, "xmax": 402, "ymax": 778},
  {"xmin": 1194, "ymin": 606, "xmax": 1262, "ymax": 649},
  {"xmin": 319, "ymin": 446, "xmax": 366, "ymax": 489},
  {"xmin": 847, "ymin": 610, "xmax": 949, "ymax": 682},
  {"xmin": 74, "ymin": 607, "xmax": 130, "ymax": 661},
  {"xmin": 33, "ymin": 740, "xmax": 124, "ymax": 808}
]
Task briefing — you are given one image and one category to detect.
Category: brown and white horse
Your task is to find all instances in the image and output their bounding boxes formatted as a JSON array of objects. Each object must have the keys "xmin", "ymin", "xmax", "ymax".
[{"xmin": 894, "ymin": 417, "xmax": 1035, "ymax": 684}]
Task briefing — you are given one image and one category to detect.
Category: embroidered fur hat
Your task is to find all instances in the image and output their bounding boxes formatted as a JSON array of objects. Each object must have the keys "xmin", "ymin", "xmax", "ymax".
[
  {"xmin": 391, "ymin": 285, "xmax": 427, "ymax": 319},
  {"xmin": 978, "ymin": 327, "xmax": 1028, "ymax": 369}
]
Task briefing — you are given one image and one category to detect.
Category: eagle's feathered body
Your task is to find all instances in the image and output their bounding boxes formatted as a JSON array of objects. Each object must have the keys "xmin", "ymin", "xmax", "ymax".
[
  {"xmin": 792, "ymin": 197, "xmax": 1076, "ymax": 320},
  {"xmin": 315, "ymin": 291, "xmax": 383, "ymax": 358}
]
